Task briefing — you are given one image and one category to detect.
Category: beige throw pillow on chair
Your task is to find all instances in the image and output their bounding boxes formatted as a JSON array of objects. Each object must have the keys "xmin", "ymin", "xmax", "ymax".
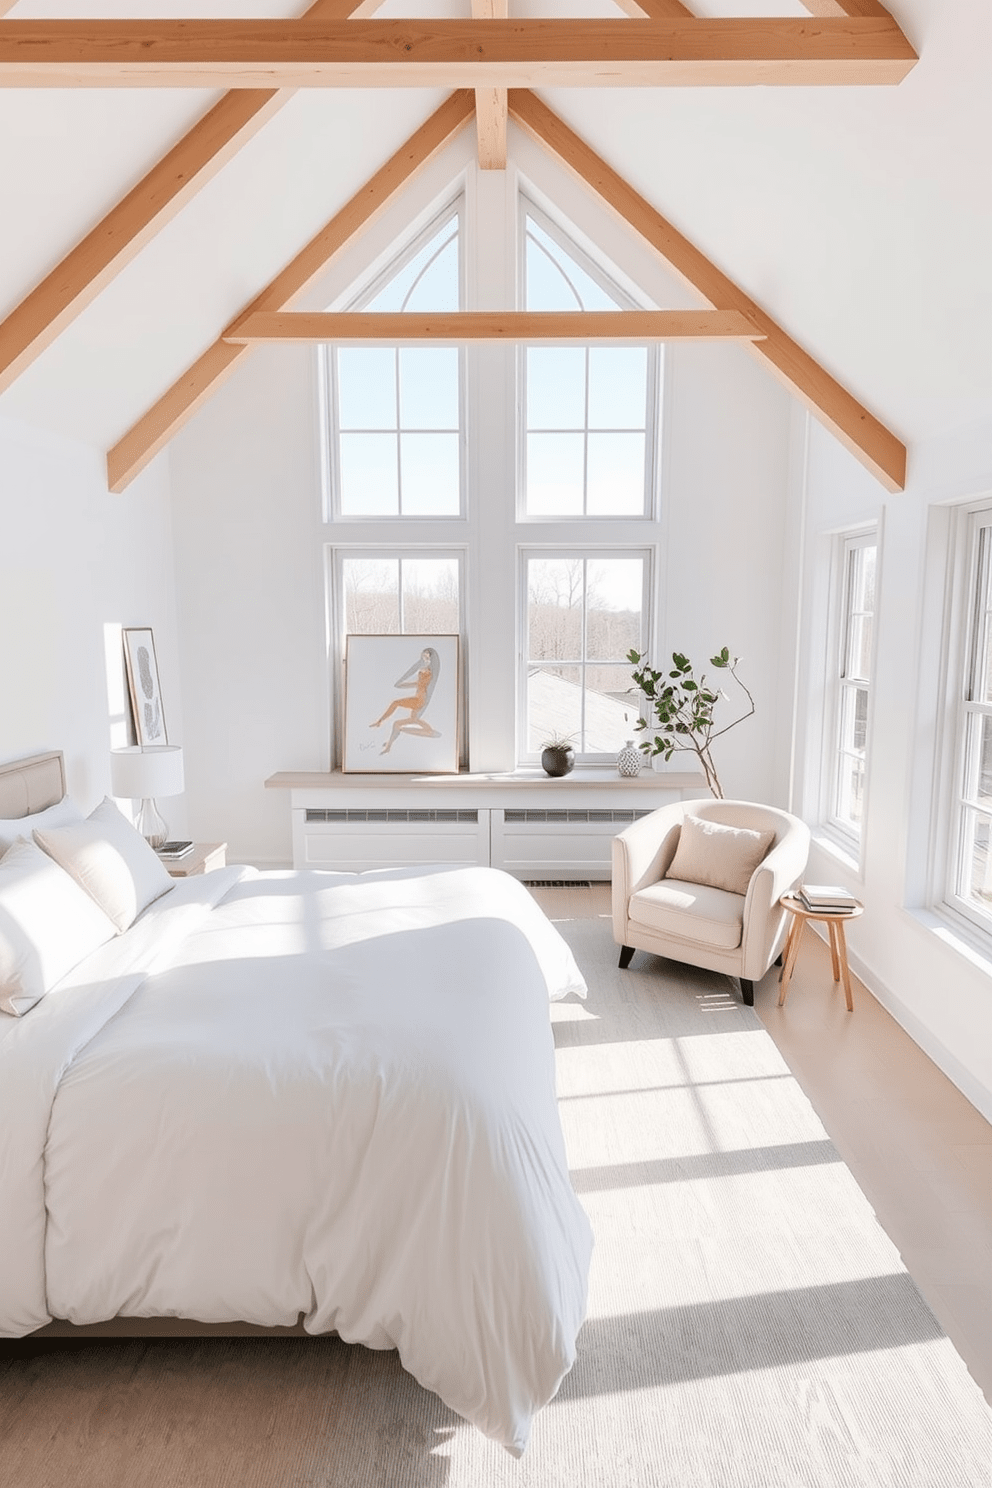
[{"xmin": 665, "ymin": 813, "xmax": 775, "ymax": 897}]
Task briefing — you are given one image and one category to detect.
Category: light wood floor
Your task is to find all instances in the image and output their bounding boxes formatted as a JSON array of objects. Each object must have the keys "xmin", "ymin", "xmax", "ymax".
[{"xmin": 533, "ymin": 882, "xmax": 992, "ymax": 1409}]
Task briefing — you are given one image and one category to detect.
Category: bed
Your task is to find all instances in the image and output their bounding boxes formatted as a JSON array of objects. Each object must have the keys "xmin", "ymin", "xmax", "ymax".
[{"xmin": 0, "ymin": 752, "xmax": 593, "ymax": 1456}]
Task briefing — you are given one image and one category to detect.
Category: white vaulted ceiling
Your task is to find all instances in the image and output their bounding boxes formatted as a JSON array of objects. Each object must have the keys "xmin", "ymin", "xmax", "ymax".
[{"xmin": 0, "ymin": 0, "xmax": 988, "ymax": 471}]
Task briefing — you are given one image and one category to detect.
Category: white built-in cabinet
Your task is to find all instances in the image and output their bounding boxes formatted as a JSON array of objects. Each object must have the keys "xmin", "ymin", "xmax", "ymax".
[{"xmin": 265, "ymin": 769, "xmax": 704, "ymax": 879}]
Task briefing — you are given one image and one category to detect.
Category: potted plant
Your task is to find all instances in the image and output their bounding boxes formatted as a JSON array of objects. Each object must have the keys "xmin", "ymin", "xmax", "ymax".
[
  {"xmin": 627, "ymin": 647, "xmax": 754, "ymax": 799},
  {"xmin": 540, "ymin": 732, "xmax": 577, "ymax": 777}
]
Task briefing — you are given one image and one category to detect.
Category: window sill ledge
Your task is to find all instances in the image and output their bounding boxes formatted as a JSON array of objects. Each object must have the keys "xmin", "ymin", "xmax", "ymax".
[
  {"xmin": 808, "ymin": 830, "xmax": 863, "ymax": 883},
  {"xmin": 902, "ymin": 905, "xmax": 992, "ymax": 983}
]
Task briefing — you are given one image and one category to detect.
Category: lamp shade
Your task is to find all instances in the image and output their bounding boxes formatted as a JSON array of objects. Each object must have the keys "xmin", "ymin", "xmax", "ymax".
[{"xmin": 110, "ymin": 745, "xmax": 185, "ymax": 800}]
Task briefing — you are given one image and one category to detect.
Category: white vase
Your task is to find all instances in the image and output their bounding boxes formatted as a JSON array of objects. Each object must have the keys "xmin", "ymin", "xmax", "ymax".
[{"xmin": 616, "ymin": 739, "xmax": 642, "ymax": 777}]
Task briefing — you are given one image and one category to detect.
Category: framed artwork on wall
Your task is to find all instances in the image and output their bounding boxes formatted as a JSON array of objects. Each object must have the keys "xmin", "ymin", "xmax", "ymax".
[
  {"xmin": 123, "ymin": 627, "xmax": 168, "ymax": 746},
  {"xmin": 343, "ymin": 635, "xmax": 459, "ymax": 774}
]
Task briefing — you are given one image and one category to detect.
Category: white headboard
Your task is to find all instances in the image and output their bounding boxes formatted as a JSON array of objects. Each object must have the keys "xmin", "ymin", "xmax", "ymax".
[{"xmin": 0, "ymin": 751, "xmax": 66, "ymax": 819}]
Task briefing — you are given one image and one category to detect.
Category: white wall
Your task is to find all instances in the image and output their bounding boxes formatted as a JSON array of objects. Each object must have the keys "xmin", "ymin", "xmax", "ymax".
[
  {"xmin": 168, "ymin": 141, "xmax": 795, "ymax": 868},
  {"xmin": 0, "ymin": 413, "xmax": 184, "ymax": 826},
  {"xmin": 793, "ymin": 411, "xmax": 992, "ymax": 1123}
]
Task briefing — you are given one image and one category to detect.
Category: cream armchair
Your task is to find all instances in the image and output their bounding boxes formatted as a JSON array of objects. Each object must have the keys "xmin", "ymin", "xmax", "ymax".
[{"xmin": 611, "ymin": 799, "xmax": 810, "ymax": 1006}]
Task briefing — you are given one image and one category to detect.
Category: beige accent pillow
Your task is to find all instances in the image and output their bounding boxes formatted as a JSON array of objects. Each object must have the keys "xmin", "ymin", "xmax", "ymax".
[
  {"xmin": 34, "ymin": 796, "xmax": 174, "ymax": 934},
  {"xmin": 0, "ymin": 837, "xmax": 118, "ymax": 1016},
  {"xmin": 665, "ymin": 813, "xmax": 775, "ymax": 897}
]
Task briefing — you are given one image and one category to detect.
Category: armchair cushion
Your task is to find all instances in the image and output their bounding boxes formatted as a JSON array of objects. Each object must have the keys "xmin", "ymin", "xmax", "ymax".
[
  {"xmin": 629, "ymin": 879, "xmax": 745, "ymax": 952},
  {"xmin": 664, "ymin": 813, "xmax": 775, "ymax": 897}
]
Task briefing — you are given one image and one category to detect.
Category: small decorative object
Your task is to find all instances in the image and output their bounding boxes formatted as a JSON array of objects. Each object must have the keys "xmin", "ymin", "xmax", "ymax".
[
  {"xmin": 110, "ymin": 744, "xmax": 185, "ymax": 850},
  {"xmin": 123, "ymin": 628, "xmax": 167, "ymax": 747},
  {"xmin": 616, "ymin": 738, "xmax": 642, "ymax": 778},
  {"xmin": 540, "ymin": 734, "xmax": 576, "ymax": 777},
  {"xmin": 343, "ymin": 634, "xmax": 459, "ymax": 774},
  {"xmin": 627, "ymin": 646, "xmax": 755, "ymax": 799}
]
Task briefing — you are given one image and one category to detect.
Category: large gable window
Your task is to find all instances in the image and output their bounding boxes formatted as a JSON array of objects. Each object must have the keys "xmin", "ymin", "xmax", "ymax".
[
  {"xmin": 328, "ymin": 207, "xmax": 462, "ymax": 518},
  {"xmin": 522, "ymin": 208, "xmax": 658, "ymax": 519}
]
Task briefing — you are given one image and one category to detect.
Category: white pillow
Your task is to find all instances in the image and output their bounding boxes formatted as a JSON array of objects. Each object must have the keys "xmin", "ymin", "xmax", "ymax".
[
  {"xmin": 34, "ymin": 797, "xmax": 174, "ymax": 934},
  {"xmin": 665, "ymin": 813, "xmax": 775, "ymax": 897},
  {"xmin": 0, "ymin": 796, "xmax": 83, "ymax": 855},
  {"xmin": 0, "ymin": 838, "xmax": 118, "ymax": 1017}
]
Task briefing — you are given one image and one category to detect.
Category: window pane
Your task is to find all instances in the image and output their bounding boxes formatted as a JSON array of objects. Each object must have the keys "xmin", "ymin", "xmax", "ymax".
[
  {"xmin": 851, "ymin": 544, "xmax": 876, "ymax": 612},
  {"xmin": 399, "ymin": 433, "xmax": 460, "ymax": 516},
  {"xmin": 583, "ymin": 665, "xmax": 641, "ymax": 753},
  {"xmin": 845, "ymin": 614, "xmax": 873, "ymax": 680},
  {"xmin": 367, "ymin": 221, "xmax": 459, "ymax": 312},
  {"xmin": 404, "ymin": 234, "xmax": 460, "ymax": 312},
  {"xmin": 399, "ymin": 348, "xmax": 459, "ymax": 430},
  {"xmin": 338, "ymin": 348, "xmax": 395, "ymax": 430},
  {"xmin": 401, "ymin": 558, "xmax": 459, "ymax": 634},
  {"xmin": 587, "ymin": 433, "xmax": 646, "ymax": 516},
  {"xmin": 836, "ymin": 754, "xmax": 865, "ymax": 829},
  {"xmin": 963, "ymin": 712, "xmax": 992, "ymax": 809},
  {"xmin": 588, "ymin": 347, "xmax": 647, "ymax": 429},
  {"xmin": 526, "ymin": 433, "xmax": 585, "ymax": 516},
  {"xmin": 342, "ymin": 558, "xmax": 400, "ymax": 634},
  {"xmin": 525, "ymin": 218, "xmax": 617, "ymax": 312},
  {"xmin": 586, "ymin": 559, "xmax": 643, "ymax": 660},
  {"xmin": 527, "ymin": 666, "xmax": 582, "ymax": 751},
  {"xmin": 839, "ymin": 685, "xmax": 869, "ymax": 756},
  {"xmin": 339, "ymin": 433, "xmax": 397, "ymax": 515},
  {"xmin": 961, "ymin": 808, "xmax": 992, "ymax": 910},
  {"xmin": 527, "ymin": 348, "xmax": 586, "ymax": 430},
  {"xmin": 527, "ymin": 559, "xmax": 584, "ymax": 661}
]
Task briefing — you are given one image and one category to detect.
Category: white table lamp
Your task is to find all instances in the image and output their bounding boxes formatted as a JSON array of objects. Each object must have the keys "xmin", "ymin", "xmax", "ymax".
[{"xmin": 110, "ymin": 745, "xmax": 185, "ymax": 850}]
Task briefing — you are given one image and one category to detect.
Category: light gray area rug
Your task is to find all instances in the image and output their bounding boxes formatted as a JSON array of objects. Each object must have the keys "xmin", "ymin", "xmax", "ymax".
[{"xmin": 3, "ymin": 912, "xmax": 991, "ymax": 1487}]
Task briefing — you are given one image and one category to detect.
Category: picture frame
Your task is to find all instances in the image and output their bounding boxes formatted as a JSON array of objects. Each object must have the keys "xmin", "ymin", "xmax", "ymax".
[
  {"xmin": 343, "ymin": 635, "xmax": 459, "ymax": 774},
  {"xmin": 122, "ymin": 627, "xmax": 168, "ymax": 747}
]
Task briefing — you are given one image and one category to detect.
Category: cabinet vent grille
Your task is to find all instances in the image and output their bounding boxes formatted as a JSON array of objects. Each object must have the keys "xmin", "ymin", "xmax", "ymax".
[
  {"xmin": 305, "ymin": 808, "xmax": 479, "ymax": 825},
  {"xmin": 502, "ymin": 808, "xmax": 652, "ymax": 825}
]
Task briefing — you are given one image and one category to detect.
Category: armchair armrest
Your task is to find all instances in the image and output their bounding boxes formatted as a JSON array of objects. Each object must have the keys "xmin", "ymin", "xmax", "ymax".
[
  {"xmin": 740, "ymin": 820, "xmax": 811, "ymax": 977},
  {"xmin": 611, "ymin": 802, "xmax": 689, "ymax": 946}
]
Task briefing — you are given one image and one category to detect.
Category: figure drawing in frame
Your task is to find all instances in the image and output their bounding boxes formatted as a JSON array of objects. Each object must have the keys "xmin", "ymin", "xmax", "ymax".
[
  {"xmin": 343, "ymin": 635, "xmax": 458, "ymax": 773},
  {"xmin": 370, "ymin": 645, "xmax": 441, "ymax": 755},
  {"xmin": 122, "ymin": 627, "xmax": 167, "ymax": 747}
]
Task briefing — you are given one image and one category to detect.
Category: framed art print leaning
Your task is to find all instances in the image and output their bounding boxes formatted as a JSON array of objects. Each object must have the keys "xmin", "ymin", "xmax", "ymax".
[
  {"xmin": 343, "ymin": 635, "xmax": 459, "ymax": 773},
  {"xmin": 122, "ymin": 627, "xmax": 168, "ymax": 746}
]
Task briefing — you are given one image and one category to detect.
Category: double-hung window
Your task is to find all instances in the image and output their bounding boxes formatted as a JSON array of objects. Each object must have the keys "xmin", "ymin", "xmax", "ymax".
[
  {"xmin": 828, "ymin": 532, "xmax": 877, "ymax": 843},
  {"xmin": 946, "ymin": 507, "xmax": 992, "ymax": 931}
]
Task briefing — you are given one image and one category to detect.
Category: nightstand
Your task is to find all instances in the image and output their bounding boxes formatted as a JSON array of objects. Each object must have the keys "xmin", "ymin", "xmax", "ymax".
[{"xmin": 160, "ymin": 842, "xmax": 227, "ymax": 879}]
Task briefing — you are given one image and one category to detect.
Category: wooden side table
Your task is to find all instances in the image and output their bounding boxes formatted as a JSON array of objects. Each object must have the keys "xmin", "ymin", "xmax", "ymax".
[
  {"xmin": 160, "ymin": 842, "xmax": 227, "ymax": 879},
  {"xmin": 778, "ymin": 892, "xmax": 863, "ymax": 1011}
]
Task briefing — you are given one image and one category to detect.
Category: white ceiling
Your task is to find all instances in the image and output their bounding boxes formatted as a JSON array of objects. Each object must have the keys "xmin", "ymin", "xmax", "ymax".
[{"xmin": 0, "ymin": 0, "xmax": 988, "ymax": 458}]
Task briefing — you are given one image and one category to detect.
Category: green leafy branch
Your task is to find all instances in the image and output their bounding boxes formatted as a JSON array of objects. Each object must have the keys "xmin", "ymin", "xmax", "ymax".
[{"xmin": 627, "ymin": 646, "xmax": 755, "ymax": 799}]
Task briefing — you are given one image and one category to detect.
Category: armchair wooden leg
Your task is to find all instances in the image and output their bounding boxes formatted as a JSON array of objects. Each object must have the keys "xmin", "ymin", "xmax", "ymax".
[
  {"xmin": 618, "ymin": 945, "xmax": 635, "ymax": 969},
  {"xmin": 740, "ymin": 978, "xmax": 755, "ymax": 1006}
]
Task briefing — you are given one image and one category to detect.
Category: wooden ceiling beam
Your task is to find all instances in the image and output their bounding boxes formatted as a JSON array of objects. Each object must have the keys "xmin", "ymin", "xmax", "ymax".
[
  {"xmin": 106, "ymin": 90, "xmax": 475, "ymax": 494},
  {"xmin": 472, "ymin": 0, "xmax": 508, "ymax": 171},
  {"xmin": 508, "ymin": 89, "xmax": 906, "ymax": 492},
  {"xmin": 0, "ymin": 0, "xmax": 384, "ymax": 398},
  {"xmin": 224, "ymin": 309, "xmax": 763, "ymax": 344},
  {"xmin": 0, "ymin": 19, "xmax": 918, "ymax": 89},
  {"xmin": 799, "ymin": 2, "xmax": 894, "ymax": 17}
]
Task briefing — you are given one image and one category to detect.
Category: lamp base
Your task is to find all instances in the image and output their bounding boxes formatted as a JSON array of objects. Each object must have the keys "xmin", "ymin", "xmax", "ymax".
[{"xmin": 137, "ymin": 797, "xmax": 168, "ymax": 851}]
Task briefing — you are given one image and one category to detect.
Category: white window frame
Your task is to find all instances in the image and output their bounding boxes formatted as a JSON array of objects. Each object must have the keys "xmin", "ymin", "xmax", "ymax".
[
  {"xmin": 322, "ymin": 198, "xmax": 467, "ymax": 524},
  {"xmin": 517, "ymin": 546, "xmax": 652, "ymax": 766},
  {"xmin": 517, "ymin": 199, "xmax": 661, "ymax": 524},
  {"xmin": 941, "ymin": 503, "xmax": 992, "ymax": 939},
  {"xmin": 822, "ymin": 528, "xmax": 878, "ymax": 852}
]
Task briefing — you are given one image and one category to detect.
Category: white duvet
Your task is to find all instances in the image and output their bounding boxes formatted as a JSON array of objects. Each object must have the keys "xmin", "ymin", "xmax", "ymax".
[{"xmin": 0, "ymin": 863, "xmax": 593, "ymax": 1454}]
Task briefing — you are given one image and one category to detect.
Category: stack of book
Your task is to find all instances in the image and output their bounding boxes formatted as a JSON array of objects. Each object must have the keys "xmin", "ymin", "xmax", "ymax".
[
  {"xmin": 797, "ymin": 883, "xmax": 859, "ymax": 914},
  {"xmin": 157, "ymin": 840, "xmax": 194, "ymax": 861}
]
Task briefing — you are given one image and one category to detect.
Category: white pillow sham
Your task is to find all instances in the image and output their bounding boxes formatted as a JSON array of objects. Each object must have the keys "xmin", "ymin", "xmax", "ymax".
[
  {"xmin": 34, "ymin": 796, "xmax": 174, "ymax": 934},
  {"xmin": 0, "ymin": 796, "xmax": 83, "ymax": 855},
  {"xmin": 665, "ymin": 813, "xmax": 775, "ymax": 897},
  {"xmin": 0, "ymin": 837, "xmax": 118, "ymax": 1017}
]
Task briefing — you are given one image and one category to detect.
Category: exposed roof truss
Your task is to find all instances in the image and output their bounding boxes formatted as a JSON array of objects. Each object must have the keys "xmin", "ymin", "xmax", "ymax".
[{"xmin": 0, "ymin": 17, "xmax": 917, "ymax": 89}]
